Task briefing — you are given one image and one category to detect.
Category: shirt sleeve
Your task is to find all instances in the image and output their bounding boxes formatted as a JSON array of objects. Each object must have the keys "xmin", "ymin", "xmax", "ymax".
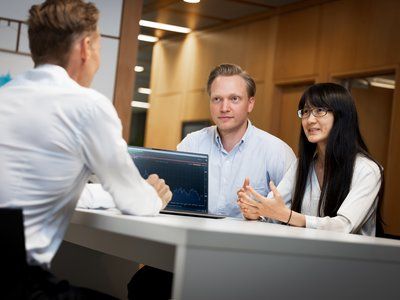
[
  {"xmin": 77, "ymin": 98, "xmax": 162, "ymax": 216},
  {"xmin": 268, "ymin": 143, "xmax": 296, "ymax": 189},
  {"xmin": 267, "ymin": 160, "xmax": 298, "ymax": 207},
  {"xmin": 264, "ymin": 160, "xmax": 298, "ymax": 223},
  {"xmin": 283, "ymin": 144, "xmax": 297, "ymax": 175},
  {"xmin": 305, "ymin": 158, "xmax": 381, "ymax": 233},
  {"xmin": 77, "ymin": 184, "xmax": 116, "ymax": 209},
  {"xmin": 177, "ymin": 133, "xmax": 195, "ymax": 152}
]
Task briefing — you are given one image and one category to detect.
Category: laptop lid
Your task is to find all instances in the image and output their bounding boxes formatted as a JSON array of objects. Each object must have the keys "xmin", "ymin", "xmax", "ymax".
[{"xmin": 128, "ymin": 146, "xmax": 209, "ymax": 214}]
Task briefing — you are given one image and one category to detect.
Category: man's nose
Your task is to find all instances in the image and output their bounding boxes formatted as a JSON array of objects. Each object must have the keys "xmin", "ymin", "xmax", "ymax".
[{"xmin": 220, "ymin": 99, "xmax": 230, "ymax": 112}]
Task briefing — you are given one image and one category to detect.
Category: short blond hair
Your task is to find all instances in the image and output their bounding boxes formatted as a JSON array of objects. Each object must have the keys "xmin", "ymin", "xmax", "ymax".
[{"xmin": 206, "ymin": 64, "xmax": 256, "ymax": 97}]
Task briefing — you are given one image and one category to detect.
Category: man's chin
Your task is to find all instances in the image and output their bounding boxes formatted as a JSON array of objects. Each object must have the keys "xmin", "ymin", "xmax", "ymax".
[{"xmin": 217, "ymin": 123, "xmax": 236, "ymax": 133}]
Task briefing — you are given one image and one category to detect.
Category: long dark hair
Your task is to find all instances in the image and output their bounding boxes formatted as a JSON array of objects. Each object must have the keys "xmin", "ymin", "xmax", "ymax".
[{"xmin": 291, "ymin": 83, "xmax": 384, "ymax": 234}]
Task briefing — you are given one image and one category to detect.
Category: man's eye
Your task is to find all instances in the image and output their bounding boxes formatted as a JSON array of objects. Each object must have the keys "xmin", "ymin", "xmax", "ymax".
[
  {"xmin": 303, "ymin": 109, "xmax": 310, "ymax": 114},
  {"xmin": 316, "ymin": 108, "xmax": 325, "ymax": 113}
]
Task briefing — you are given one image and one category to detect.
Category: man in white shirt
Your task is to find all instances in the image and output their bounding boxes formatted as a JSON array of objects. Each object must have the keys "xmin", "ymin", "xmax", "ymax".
[
  {"xmin": 0, "ymin": 0, "xmax": 171, "ymax": 298},
  {"xmin": 177, "ymin": 64, "xmax": 296, "ymax": 218}
]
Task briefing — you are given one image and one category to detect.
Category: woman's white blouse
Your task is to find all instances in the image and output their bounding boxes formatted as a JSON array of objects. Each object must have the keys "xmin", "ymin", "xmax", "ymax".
[{"xmin": 268, "ymin": 155, "xmax": 382, "ymax": 236}]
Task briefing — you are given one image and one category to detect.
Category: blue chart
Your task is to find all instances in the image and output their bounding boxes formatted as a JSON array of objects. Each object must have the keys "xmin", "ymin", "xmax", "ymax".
[
  {"xmin": 172, "ymin": 188, "xmax": 202, "ymax": 207},
  {"xmin": 133, "ymin": 154, "xmax": 208, "ymax": 212}
]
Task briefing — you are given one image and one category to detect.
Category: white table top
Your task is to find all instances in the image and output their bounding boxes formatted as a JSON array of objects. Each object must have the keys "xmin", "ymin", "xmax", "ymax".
[{"xmin": 70, "ymin": 208, "xmax": 400, "ymax": 264}]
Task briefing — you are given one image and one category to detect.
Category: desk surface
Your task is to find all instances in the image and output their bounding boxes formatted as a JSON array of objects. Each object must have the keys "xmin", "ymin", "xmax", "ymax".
[
  {"xmin": 66, "ymin": 209, "xmax": 400, "ymax": 299},
  {"xmin": 69, "ymin": 208, "xmax": 400, "ymax": 263}
]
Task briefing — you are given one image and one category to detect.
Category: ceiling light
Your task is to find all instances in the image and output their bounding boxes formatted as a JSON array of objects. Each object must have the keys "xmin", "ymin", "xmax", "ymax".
[
  {"xmin": 139, "ymin": 20, "xmax": 191, "ymax": 34},
  {"xmin": 131, "ymin": 101, "xmax": 150, "ymax": 109},
  {"xmin": 138, "ymin": 87, "xmax": 151, "ymax": 95},
  {"xmin": 369, "ymin": 82, "xmax": 395, "ymax": 89},
  {"xmin": 138, "ymin": 34, "xmax": 159, "ymax": 43},
  {"xmin": 183, "ymin": 0, "xmax": 201, "ymax": 3},
  {"xmin": 134, "ymin": 66, "xmax": 144, "ymax": 72},
  {"xmin": 368, "ymin": 77, "xmax": 395, "ymax": 89}
]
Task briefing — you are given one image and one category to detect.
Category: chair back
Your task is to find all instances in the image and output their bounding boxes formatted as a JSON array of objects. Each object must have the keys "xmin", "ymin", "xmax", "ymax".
[{"xmin": 0, "ymin": 208, "xmax": 27, "ymax": 298}]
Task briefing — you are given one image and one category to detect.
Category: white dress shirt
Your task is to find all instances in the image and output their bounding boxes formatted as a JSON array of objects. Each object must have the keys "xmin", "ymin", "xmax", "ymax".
[
  {"xmin": 177, "ymin": 121, "xmax": 296, "ymax": 218},
  {"xmin": 0, "ymin": 65, "xmax": 162, "ymax": 267},
  {"xmin": 270, "ymin": 155, "xmax": 382, "ymax": 236}
]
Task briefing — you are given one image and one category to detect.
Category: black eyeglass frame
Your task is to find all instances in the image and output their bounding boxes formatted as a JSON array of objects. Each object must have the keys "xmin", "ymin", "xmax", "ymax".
[{"xmin": 297, "ymin": 107, "xmax": 332, "ymax": 119}]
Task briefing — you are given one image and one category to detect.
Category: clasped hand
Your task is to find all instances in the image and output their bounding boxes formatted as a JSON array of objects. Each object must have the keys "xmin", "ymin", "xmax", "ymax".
[
  {"xmin": 147, "ymin": 174, "xmax": 173, "ymax": 209},
  {"xmin": 237, "ymin": 178, "xmax": 289, "ymax": 222}
]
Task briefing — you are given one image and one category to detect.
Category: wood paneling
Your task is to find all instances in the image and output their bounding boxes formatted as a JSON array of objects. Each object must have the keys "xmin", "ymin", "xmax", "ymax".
[
  {"xmin": 243, "ymin": 19, "xmax": 272, "ymax": 82},
  {"xmin": 145, "ymin": 93, "xmax": 183, "ymax": 150},
  {"xmin": 113, "ymin": 0, "xmax": 142, "ymax": 142},
  {"xmin": 274, "ymin": 6, "xmax": 320, "ymax": 80},
  {"xmin": 151, "ymin": 40, "xmax": 187, "ymax": 95},
  {"xmin": 182, "ymin": 89, "xmax": 210, "ymax": 121},
  {"xmin": 319, "ymin": 0, "xmax": 400, "ymax": 74},
  {"xmin": 276, "ymin": 85, "xmax": 308, "ymax": 154},
  {"xmin": 352, "ymin": 86, "xmax": 393, "ymax": 169},
  {"xmin": 383, "ymin": 71, "xmax": 400, "ymax": 236}
]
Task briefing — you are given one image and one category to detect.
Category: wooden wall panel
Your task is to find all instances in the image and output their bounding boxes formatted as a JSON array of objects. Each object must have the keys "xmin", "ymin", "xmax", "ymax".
[
  {"xmin": 113, "ymin": 0, "xmax": 142, "ymax": 141},
  {"xmin": 274, "ymin": 6, "xmax": 320, "ymax": 80},
  {"xmin": 383, "ymin": 72, "xmax": 400, "ymax": 236},
  {"xmin": 182, "ymin": 89, "xmax": 210, "ymax": 121},
  {"xmin": 243, "ymin": 20, "xmax": 272, "ymax": 82},
  {"xmin": 249, "ymin": 82, "xmax": 266, "ymax": 130},
  {"xmin": 352, "ymin": 86, "xmax": 393, "ymax": 169},
  {"xmin": 319, "ymin": 0, "xmax": 400, "ymax": 74},
  {"xmin": 186, "ymin": 26, "xmax": 247, "ymax": 91},
  {"xmin": 151, "ymin": 41, "xmax": 187, "ymax": 95},
  {"xmin": 144, "ymin": 93, "xmax": 183, "ymax": 150},
  {"xmin": 276, "ymin": 85, "xmax": 308, "ymax": 154}
]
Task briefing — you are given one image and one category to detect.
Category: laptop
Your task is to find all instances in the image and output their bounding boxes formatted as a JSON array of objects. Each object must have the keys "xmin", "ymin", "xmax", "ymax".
[{"xmin": 128, "ymin": 146, "xmax": 225, "ymax": 219}]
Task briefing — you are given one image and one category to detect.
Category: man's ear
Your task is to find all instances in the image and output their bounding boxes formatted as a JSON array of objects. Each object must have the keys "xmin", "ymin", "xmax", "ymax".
[
  {"xmin": 248, "ymin": 97, "xmax": 255, "ymax": 113},
  {"xmin": 80, "ymin": 36, "xmax": 91, "ymax": 63}
]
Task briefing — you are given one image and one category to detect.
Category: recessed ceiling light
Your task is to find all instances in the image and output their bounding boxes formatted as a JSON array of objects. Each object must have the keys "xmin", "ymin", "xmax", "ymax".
[
  {"xmin": 138, "ymin": 87, "xmax": 151, "ymax": 95},
  {"xmin": 138, "ymin": 34, "xmax": 159, "ymax": 43},
  {"xmin": 131, "ymin": 101, "xmax": 150, "ymax": 109},
  {"xmin": 183, "ymin": 0, "xmax": 200, "ymax": 3},
  {"xmin": 139, "ymin": 20, "xmax": 191, "ymax": 34},
  {"xmin": 368, "ymin": 77, "xmax": 395, "ymax": 89},
  {"xmin": 134, "ymin": 66, "xmax": 144, "ymax": 72}
]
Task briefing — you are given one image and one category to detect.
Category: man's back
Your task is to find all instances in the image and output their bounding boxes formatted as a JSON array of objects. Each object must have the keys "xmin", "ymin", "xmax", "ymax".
[{"xmin": 0, "ymin": 65, "xmax": 111, "ymax": 265}]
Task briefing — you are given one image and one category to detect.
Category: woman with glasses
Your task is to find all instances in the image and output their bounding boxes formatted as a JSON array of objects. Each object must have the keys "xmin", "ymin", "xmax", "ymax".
[{"xmin": 237, "ymin": 83, "xmax": 384, "ymax": 236}]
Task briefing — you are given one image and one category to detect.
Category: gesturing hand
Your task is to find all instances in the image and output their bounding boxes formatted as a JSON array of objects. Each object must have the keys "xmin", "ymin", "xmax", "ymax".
[
  {"xmin": 147, "ymin": 174, "xmax": 173, "ymax": 210},
  {"xmin": 237, "ymin": 181, "xmax": 290, "ymax": 223},
  {"xmin": 237, "ymin": 178, "xmax": 260, "ymax": 220}
]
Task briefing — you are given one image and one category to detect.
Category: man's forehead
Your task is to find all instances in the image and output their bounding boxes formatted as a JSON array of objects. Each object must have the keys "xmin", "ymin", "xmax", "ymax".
[{"xmin": 210, "ymin": 75, "xmax": 247, "ymax": 92}]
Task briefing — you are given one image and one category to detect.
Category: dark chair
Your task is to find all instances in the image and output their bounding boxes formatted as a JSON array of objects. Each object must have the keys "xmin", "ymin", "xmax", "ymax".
[{"xmin": 0, "ymin": 208, "xmax": 27, "ymax": 299}]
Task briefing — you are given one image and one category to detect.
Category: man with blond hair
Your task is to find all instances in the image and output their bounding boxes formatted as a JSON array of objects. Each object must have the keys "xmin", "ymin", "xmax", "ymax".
[
  {"xmin": 129, "ymin": 64, "xmax": 296, "ymax": 299},
  {"xmin": 0, "ymin": 0, "xmax": 171, "ymax": 298},
  {"xmin": 178, "ymin": 63, "xmax": 296, "ymax": 218}
]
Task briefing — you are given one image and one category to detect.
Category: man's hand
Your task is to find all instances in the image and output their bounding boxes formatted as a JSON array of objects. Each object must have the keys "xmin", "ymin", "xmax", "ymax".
[{"xmin": 146, "ymin": 174, "xmax": 173, "ymax": 210}]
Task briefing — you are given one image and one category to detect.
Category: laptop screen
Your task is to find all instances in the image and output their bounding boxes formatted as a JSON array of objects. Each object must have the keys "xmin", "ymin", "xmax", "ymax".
[{"xmin": 128, "ymin": 146, "xmax": 208, "ymax": 213}]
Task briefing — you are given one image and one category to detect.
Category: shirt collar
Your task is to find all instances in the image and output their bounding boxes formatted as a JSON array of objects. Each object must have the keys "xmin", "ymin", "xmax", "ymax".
[
  {"xmin": 213, "ymin": 119, "xmax": 253, "ymax": 153},
  {"xmin": 32, "ymin": 64, "xmax": 81, "ymax": 89}
]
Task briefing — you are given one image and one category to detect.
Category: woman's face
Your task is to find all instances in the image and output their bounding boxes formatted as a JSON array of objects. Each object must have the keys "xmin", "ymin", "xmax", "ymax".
[{"xmin": 301, "ymin": 106, "xmax": 334, "ymax": 147}]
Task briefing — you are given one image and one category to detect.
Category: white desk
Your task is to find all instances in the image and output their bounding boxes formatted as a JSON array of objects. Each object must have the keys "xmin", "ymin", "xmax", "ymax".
[{"xmin": 65, "ymin": 209, "xmax": 400, "ymax": 299}]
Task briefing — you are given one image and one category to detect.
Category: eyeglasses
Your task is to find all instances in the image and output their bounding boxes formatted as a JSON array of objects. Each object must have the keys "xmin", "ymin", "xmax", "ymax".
[{"xmin": 297, "ymin": 107, "xmax": 332, "ymax": 119}]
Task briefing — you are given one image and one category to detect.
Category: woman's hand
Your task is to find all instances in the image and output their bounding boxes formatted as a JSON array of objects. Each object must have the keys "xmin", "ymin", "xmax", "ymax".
[
  {"xmin": 237, "ymin": 178, "xmax": 260, "ymax": 220},
  {"xmin": 237, "ymin": 180, "xmax": 291, "ymax": 223}
]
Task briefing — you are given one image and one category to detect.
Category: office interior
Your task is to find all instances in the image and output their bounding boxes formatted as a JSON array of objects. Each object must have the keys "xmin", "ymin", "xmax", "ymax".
[{"xmin": 1, "ymin": 0, "xmax": 400, "ymax": 299}]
